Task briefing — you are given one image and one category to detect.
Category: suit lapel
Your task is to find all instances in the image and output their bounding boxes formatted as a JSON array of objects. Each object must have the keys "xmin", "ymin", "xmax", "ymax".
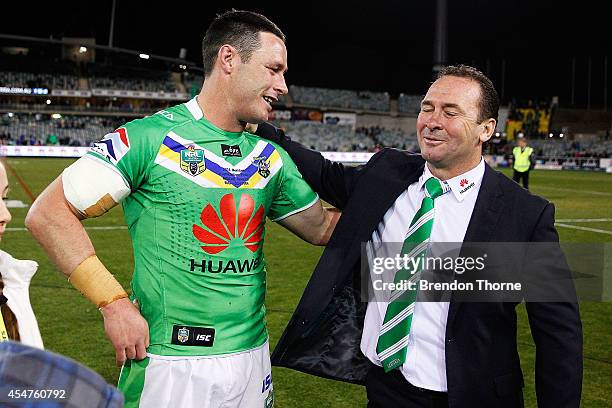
[
  {"xmin": 462, "ymin": 164, "xmax": 505, "ymax": 243},
  {"xmin": 447, "ymin": 164, "xmax": 506, "ymax": 329}
]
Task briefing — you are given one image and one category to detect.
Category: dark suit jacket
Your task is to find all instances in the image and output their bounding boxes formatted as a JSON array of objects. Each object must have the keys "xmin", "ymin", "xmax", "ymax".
[{"xmin": 259, "ymin": 126, "xmax": 582, "ymax": 408}]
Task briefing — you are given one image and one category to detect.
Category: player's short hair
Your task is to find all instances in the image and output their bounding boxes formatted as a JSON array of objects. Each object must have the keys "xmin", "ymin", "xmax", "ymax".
[
  {"xmin": 437, "ymin": 65, "xmax": 499, "ymax": 123},
  {"xmin": 202, "ymin": 10, "xmax": 286, "ymax": 78}
]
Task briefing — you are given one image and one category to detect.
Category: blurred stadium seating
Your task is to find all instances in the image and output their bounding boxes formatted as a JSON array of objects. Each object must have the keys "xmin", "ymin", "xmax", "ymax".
[
  {"xmin": 356, "ymin": 125, "xmax": 419, "ymax": 151},
  {"xmin": 275, "ymin": 120, "xmax": 373, "ymax": 151},
  {"xmin": 290, "ymin": 85, "xmax": 390, "ymax": 112},
  {"xmin": 0, "ymin": 113, "xmax": 125, "ymax": 147},
  {"xmin": 86, "ymin": 63, "xmax": 181, "ymax": 93},
  {"xmin": 0, "ymin": 39, "xmax": 610, "ymax": 164},
  {"xmin": 398, "ymin": 93, "xmax": 422, "ymax": 114},
  {"xmin": 0, "ymin": 71, "xmax": 80, "ymax": 90}
]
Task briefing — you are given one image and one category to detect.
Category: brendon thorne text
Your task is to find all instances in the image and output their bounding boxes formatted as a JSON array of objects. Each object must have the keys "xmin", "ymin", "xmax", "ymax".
[
  {"xmin": 372, "ymin": 279, "xmax": 521, "ymax": 292},
  {"xmin": 362, "ymin": 242, "xmax": 583, "ymax": 303}
]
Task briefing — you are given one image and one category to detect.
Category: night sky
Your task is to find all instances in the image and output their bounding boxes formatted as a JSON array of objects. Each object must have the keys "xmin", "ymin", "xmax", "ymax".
[{"xmin": 2, "ymin": 0, "xmax": 610, "ymax": 106}]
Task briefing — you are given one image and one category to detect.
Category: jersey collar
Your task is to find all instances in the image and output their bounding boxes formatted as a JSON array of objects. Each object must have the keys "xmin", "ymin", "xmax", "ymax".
[
  {"xmin": 184, "ymin": 96, "xmax": 245, "ymax": 139},
  {"xmin": 185, "ymin": 97, "xmax": 204, "ymax": 120}
]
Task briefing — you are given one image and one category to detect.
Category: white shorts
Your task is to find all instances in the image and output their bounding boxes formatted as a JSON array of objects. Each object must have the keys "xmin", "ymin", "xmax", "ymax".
[{"xmin": 118, "ymin": 341, "xmax": 274, "ymax": 408}]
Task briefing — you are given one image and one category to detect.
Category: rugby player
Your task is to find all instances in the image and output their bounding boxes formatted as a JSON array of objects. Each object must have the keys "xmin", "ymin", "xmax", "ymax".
[{"xmin": 26, "ymin": 10, "xmax": 338, "ymax": 408}]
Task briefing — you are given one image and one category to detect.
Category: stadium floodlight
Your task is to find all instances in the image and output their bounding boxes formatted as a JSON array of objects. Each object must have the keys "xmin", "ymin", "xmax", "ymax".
[
  {"xmin": 7, "ymin": 113, "xmax": 13, "ymax": 118},
  {"xmin": 51, "ymin": 113, "xmax": 62, "ymax": 119},
  {"xmin": 46, "ymin": 99, "xmax": 51, "ymax": 105},
  {"xmin": 560, "ymin": 133, "xmax": 564, "ymax": 138},
  {"xmin": 139, "ymin": 53, "xmax": 150, "ymax": 60},
  {"xmin": 549, "ymin": 133, "xmax": 554, "ymax": 138},
  {"xmin": 179, "ymin": 64, "xmax": 187, "ymax": 69},
  {"xmin": 79, "ymin": 46, "xmax": 87, "ymax": 53},
  {"xmin": 495, "ymin": 132, "xmax": 500, "ymax": 137}
]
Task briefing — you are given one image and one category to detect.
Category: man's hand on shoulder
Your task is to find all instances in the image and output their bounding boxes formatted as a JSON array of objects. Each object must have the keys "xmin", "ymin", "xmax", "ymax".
[
  {"xmin": 100, "ymin": 297, "xmax": 149, "ymax": 367},
  {"xmin": 244, "ymin": 123, "xmax": 258, "ymax": 134},
  {"xmin": 247, "ymin": 122, "xmax": 286, "ymax": 145}
]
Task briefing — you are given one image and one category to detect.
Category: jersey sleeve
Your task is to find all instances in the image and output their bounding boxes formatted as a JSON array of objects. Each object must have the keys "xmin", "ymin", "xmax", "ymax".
[
  {"xmin": 85, "ymin": 118, "xmax": 159, "ymax": 191},
  {"xmin": 268, "ymin": 145, "xmax": 319, "ymax": 222}
]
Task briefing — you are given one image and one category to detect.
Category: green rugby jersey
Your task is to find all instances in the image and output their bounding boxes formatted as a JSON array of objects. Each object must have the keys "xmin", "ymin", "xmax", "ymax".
[{"xmin": 86, "ymin": 98, "xmax": 318, "ymax": 356}]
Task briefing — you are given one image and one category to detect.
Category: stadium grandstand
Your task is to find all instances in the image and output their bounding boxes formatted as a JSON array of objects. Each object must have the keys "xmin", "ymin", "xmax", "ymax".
[{"xmin": 0, "ymin": 35, "xmax": 610, "ymax": 171}]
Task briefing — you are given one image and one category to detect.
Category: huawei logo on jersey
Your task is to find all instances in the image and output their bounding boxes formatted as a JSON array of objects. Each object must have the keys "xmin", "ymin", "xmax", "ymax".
[{"xmin": 193, "ymin": 193, "xmax": 264, "ymax": 254}]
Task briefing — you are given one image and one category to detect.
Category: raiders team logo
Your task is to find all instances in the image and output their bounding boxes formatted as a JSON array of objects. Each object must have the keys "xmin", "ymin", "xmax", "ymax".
[
  {"xmin": 180, "ymin": 145, "xmax": 205, "ymax": 176},
  {"xmin": 177, "ymin": 327, "xmax": 189, "ymax": 343},
  {"xmin": 253, "ymin": 156, "xmax": 271, "ymax": 178}
]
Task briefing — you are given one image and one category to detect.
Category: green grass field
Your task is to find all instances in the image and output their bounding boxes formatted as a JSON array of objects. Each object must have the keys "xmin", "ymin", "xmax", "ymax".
[{"xmin": 3, "ymin": 157, "xmax": 611, "ymax": 407}]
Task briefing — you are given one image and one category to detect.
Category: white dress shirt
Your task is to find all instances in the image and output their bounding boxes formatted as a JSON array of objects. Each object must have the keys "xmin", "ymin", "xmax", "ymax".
[{"xmin": 361, "ymin": 158, "xmax": 485, "ymax": 392}]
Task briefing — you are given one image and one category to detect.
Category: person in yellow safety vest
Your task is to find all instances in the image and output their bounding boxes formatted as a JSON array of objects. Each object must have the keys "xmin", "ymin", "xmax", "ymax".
[{"xmin": 512, "ymin": 136, "xmax": 534, "ymax": 189}]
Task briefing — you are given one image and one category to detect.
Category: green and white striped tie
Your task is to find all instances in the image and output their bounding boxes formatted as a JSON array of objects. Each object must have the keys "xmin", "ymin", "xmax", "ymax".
[{"xmin": 376, "ymin": 176, "xmax": 449, "ymax": 372}]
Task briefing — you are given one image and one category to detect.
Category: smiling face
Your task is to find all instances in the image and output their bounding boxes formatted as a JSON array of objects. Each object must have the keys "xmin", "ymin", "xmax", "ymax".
[
  {"xmin": 228, "ymin": 32, "xmax": 288, "ymax": 124},
  {"xmin": 417, "ymin": 75, "xmax": 495, "ymax": 178},
  {"xmin": 0, "ymin": 162, "xmax": 12, "ymax": 241}
]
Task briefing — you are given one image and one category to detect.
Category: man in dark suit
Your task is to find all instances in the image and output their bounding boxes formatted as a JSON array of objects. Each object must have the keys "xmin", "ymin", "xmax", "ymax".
[{"xmin": 254, "ymin": 65, "xmax": 582, "ymax": 407}]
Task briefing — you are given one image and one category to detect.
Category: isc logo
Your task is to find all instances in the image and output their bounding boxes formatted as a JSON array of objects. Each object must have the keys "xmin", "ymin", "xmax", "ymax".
[
  {"xmin": 172, "ymin": 325, "xmax": 215, "ymax": 347},
  {"xmin": 261, "ymin": 374, "xmax": 272, "ymax": 393}
]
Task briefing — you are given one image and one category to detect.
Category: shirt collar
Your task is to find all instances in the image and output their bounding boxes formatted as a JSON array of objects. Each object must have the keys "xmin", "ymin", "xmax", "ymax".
[
  {"xmin": 418, "ymin": 158, "xmax": 485, "ymax": 202},
  {"xmin": 185, "ymin": 97, "xmax": 204, "ymax": 120}
]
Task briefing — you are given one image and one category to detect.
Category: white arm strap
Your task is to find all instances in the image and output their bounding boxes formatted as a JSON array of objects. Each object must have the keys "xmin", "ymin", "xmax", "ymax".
[{"xmin": 62, "ymin": 157, "xmax": 130, "ymax": 217}]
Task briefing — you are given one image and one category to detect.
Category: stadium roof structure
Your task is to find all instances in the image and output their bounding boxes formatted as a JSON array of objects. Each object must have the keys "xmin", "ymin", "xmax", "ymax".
[{"xmin": 0, "ymin": 34, "xmax": 202, "ymax": 74}]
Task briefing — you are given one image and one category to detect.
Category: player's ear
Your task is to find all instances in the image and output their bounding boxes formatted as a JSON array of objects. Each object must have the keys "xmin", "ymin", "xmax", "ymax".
[{"xmin": 217, "ymin": 44, "xmax": 238, "ymax": 74}]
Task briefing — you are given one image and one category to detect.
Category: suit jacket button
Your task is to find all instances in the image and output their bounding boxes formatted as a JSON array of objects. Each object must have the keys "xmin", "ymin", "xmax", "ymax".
[
  {"xmin": 446, "ymin": 338, "xmax": 455, "ymax": 344},
  {"xmin": 301, "ymin": 319, "xmax": 308, "ymax": 325}
]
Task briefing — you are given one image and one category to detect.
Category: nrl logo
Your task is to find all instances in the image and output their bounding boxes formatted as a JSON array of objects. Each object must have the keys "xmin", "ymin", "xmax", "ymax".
[
  {"xmin": 180, "ymin": 145, "xmax": 205, "ymax": 176},
  {"xmin": 177, "ymin": 327, "xmax": 189, "ymax": 343},
  {"xmin": 253, "ymin": 156, "xmax": 271, "ymax": 178}
]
